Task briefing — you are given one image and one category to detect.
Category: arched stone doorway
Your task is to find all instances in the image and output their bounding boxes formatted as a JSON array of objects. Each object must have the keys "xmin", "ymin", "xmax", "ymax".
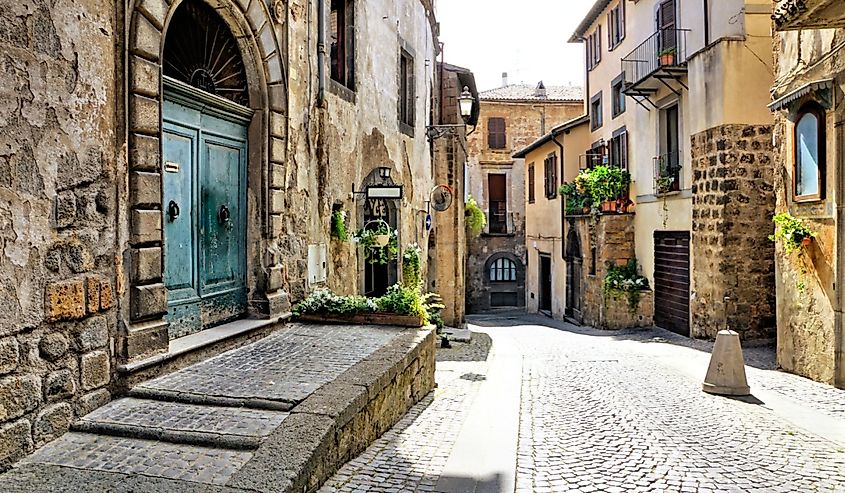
[
  {"xmin": 358, "ymin": 169, "xmax": 399, "ymax": 297},
  {"xmin": 565, "ymin": 226, "xmax": 583, "ymax": 322},
  {"xmin": 122, "ymin": 0, "xmax": 287, "ymax": 359}
]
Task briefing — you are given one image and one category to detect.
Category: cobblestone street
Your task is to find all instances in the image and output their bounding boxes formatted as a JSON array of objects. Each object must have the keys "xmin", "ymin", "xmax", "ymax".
[{"xmin": 321, "ymin": 313, "xmax": 845, "ymax": 493}]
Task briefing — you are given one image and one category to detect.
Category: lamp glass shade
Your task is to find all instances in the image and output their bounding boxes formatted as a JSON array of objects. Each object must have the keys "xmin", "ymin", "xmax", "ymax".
[{"xmin": 458, "ymin": 86, "xmax": 474, "ymax": 118}]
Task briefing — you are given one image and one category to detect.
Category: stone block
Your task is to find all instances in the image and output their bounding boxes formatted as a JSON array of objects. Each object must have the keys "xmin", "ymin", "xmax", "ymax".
[
  {"xmin": 99, "ymin": 279, "xmax": 114, "ymax": 310},
  {"xmin": 129, "ymin": 93, "xmax": 160, "ymax": 135},
  {"xmin": 270, "ymin": 214, "xmax": 284, "ymax": 237},
  {"xmin": 130, "ymin": 283, "xmax": 167, "ymax": 321},
  {"xmin": 137, "ymin": 0, "xmax": 167, "ymax": 30},
  {"xmin": 130, "ymin": 55, "xmax": 159, "ymax": 98},
  {"xmin": 122, "ymin": 320, "xmax": 168, "ymax": 360},
  {"xmin": 271, "ymin": 136, "xmax": 286, "ymax": 163},
  {"xmin": 271, "ymin": 189, "xmax": 285, "ymax": 213},
  {"xmin": 130, "ymin": 12, "xmax": 161, "ymax": 62},
  {"xmin": 45, "ymin": 280, "xmax": 86, "ymax": 322},
  {"xmin": 85, "ymin": 276, "xmax": 101, "ymax": 315},
  {"xmin": 76, "ymin": 389, "xmax": 110, "ymax": 417},
  {"xmin": 130, "ymin": 209, "xmax": 162, "ymax": 245},
  {"xmin": 33, "ymin": 403, "xmax": 73, "ymax": 445},
  {"xmin": 265, "ymin": 54, "xmax": 283, "ymax": 84},
  {"xmin": 129, "ymin": 133, "xmax": 160, "ymax": 172},
  {"xmin": 0, "ymin": 338, "xmax": 18, "ymax": 375},
  {"xmin": 0, "ymin": 375, "xmax": 41, "ymax": 421},
  {"xmin": 73, "ymin": 316, "xmax": 109, "ymax": 351},
  {"xmin": 44, "ymin": 370, "xmax": 76, "ymax": 402},
  {"xmin": 268, "ymin": 265, "xmax": 284, "ymax": 291},
  {"xmin": 269, "ymin": 83, "xmax": 286, "ymax": 112},
  {"xmin": 258, "ymin": 24, "xmax": 276, "ymax": 59},
  {"xmin": 39, "ymin": 333, "xmax": 69, "ymax": 361},
  {"xmin": 80, "ymin": 351, "xmax": 110, "ymax": 391},
  {"xmin": 270, "ymin": 163, "xmax": 285, "ymax": 189},
  {"xmin": 270, "ymin": 111, "xmax": 286, "ymax": 138},
  {"xmin": 0, "ymin": 420, "xmax": 32, "ymax": 468},
  {"xmin": 54, "ymin": 191, "xmax": 77, "ymax": 228},
  {"xmin": 130, "ymin": 247, "xmax": 162, "ymax": 284},
  {"xmin": 129, "ymin": 171, "xmax": 162, "ymax": 208},
  {"xmin": 65, "ymin": 241, "xmax": 94, "ymax": 274}
]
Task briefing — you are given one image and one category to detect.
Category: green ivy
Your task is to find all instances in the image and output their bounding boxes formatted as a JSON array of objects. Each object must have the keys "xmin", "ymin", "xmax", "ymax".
[
  {"xmin": 330, "ymin": 209, "xmax": 348, "ymax": 242},
  {"xmin": 769, "ymin": 212, "xmax": 816, "ymax": 255},
  {"xmin": 465, "ymin": 195, "xmax": 486, "ymax": 236},
  {"xmin": 402, "ymin": 244, "xmax": 423, "ymax": 289}
]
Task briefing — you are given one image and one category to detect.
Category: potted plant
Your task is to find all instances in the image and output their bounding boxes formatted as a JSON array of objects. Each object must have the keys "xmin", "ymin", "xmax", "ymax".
[
  {"xmin": 352, "ymin": 220, "xmax": 398, "ymax": 264},
  {"xmin": 769, "ymin": 212, "xmax": 816, "ymax": 255},
  {"xmin": 465, "ymin": 195, "xmax": 487, "ymax": 236},
  {"xmin": 659, "ymin": 47, "xmax": 676, "ymax": 66},
  {"xmin": 656, "ymin": 175, "xmax": 674, "ymax": 194}
]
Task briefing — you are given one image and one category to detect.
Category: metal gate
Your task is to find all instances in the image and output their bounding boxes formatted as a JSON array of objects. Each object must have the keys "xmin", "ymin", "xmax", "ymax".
[{"xmin": 653, "ymin": 231, "xmax": 690, "ymax": 336}]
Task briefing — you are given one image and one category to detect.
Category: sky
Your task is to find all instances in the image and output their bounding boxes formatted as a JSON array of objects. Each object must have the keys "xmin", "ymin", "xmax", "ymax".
[{"xmin": 436, "ymin": 0, "xmax": 596, "ymax": 92}]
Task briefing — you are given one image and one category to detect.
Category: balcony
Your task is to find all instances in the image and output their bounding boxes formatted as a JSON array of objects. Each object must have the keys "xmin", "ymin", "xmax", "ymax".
[
  {"xmin": 622, "ymin": 29, "xmax": 690, "ymax": 102},
  {"xmin": 773, "ymin": 0, "xmax": 845, "ymax": 31},
  {"xmin": 653, "ymin": 151, "xmax": 682, "ymax": 195}
]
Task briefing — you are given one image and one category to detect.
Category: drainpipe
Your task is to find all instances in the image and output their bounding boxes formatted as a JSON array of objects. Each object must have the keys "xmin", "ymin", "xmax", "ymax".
[
  {"xmin": 553, "ymin": 133, "xmax": 566, "ymax": 261},
  {"xmin": 317, "ymin": 0, "xmax": 326, "ymax": 106},
  {"xmin": 703, "ymin": 0, "xmax": 710, "ymax": 46}
]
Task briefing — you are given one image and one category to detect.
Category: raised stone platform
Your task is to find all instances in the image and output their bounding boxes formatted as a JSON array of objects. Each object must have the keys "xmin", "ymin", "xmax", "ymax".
[{"xmin": 0, "ymin": 323, "xmax": 436, "ymax": 493}]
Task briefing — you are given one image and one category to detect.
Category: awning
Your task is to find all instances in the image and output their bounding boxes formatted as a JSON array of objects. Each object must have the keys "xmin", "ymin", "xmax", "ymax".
[{"xmin": 769, "ymin": 79, "xmax": 835, "ymax": 112}]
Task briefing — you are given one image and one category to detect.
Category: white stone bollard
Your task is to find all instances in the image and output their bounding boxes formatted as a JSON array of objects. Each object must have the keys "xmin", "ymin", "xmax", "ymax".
[{"xmin": 702, "ymin": 329, "xmax": 750, "ymax": 396}]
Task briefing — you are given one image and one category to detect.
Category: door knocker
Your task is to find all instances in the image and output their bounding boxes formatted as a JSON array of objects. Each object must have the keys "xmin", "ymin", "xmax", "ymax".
[
  {"xmin": 218, "ymin": 204, "xmax": 233, "ymax": 230},
  {"xmin": 167, "ymin": 200, "xmax": 180, "ymax": 222}
]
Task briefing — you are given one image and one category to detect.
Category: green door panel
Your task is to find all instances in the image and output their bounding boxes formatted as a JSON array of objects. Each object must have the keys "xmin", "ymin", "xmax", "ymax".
[{"xmin": 162, "ymin": 92, "xmax": 249, "ymax": 339}]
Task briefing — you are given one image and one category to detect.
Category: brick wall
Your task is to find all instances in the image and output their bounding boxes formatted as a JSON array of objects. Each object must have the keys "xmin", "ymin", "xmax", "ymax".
[{"xmin": 690, "ymin": 124, "xmax": 776, "ymax": 339}]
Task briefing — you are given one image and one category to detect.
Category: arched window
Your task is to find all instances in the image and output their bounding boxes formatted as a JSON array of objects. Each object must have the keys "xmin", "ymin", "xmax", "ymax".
[
  {"xmin": 794, "ymin": 103, "xmax": 825, "ymax": 200},
  {"xmin": 489, "ymin": 257, "xmax": 517, "ymax": 282}
]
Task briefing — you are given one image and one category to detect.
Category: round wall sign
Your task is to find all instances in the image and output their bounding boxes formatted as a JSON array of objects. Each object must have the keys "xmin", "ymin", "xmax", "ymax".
[{"xmin": 430, "ymin": 184, "xmax": 454, "ymax": 212}]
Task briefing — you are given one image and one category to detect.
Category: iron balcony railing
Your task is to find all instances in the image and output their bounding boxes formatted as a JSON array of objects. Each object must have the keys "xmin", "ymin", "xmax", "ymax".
[
  {"xmin": 622, "ymin": 28, "xmax": 690, "ymax": 88},
  {"xmin": 486, "ymin": 209, "xmax": 514, "ymax": 235},
  {"xmin": 654, "ymin": 151, "xmax": 682, "ymax": 194}
]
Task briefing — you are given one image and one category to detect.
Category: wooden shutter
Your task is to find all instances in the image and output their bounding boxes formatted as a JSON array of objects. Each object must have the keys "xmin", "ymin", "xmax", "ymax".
[
  {"xmin": 488, "ymin": 118, "xmax": 506, "ymax": 149},
  {"xmin": 621, "ymin": 131, "xmax": 628, "ymax": 171},
  {"xmin": 596, "ymin": 25, "xmax": 602, "ymax": 63},
  {"xmin": 528, "ymin": 164, "xmax": 535, "ymax": 203},
  {"xmin": 658, "ymin": 0, "xmax": 677, "ymax": 51}
]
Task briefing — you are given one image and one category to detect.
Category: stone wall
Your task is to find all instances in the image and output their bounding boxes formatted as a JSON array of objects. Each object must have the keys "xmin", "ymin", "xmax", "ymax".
[
  {"xmin": 690, "ymin": 125, "xmax": 776, "ymax": 340},
  {"xmin": 0, "ymin": 0, "xmax": 118, "ymax": 469},
  {"xmin": 601, "ymin": 291, "xmax": 654, "ymax": 330}
]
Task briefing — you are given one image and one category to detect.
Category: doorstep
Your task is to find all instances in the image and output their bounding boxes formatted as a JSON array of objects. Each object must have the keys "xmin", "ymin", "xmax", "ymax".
[{"xmin": 116, "ymin": 313, "xmax": 291, "ymax": 388}]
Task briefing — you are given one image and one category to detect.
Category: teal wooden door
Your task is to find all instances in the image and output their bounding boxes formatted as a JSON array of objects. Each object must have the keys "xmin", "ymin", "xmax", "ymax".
[{"xmin": 162, "ymin": 88, "xmax": 249, "ymax": 339}]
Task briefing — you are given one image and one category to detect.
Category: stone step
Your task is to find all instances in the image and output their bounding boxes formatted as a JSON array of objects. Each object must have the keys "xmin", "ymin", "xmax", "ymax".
[{"xmin": 71, "ymin": 398, "xmax": 288, "ymax": 450}]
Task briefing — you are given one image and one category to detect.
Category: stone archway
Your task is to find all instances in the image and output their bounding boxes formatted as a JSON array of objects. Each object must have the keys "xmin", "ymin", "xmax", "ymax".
[{"xmin": 122, "ymin": 0, "xmax": 288, "ymax": 361}]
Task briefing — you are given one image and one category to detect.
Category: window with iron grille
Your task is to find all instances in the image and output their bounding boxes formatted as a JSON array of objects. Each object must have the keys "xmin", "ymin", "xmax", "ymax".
[
  {"xmin": 488, "ymin": 117, "xmax": 507, "ymax": 149},
  {"xmin": 330, "ymin": 0, "xmax": 355, "ymax": 89},
  {"xmin": 544, "ymin": 154, "xmax": 557, "ymax": 199}
]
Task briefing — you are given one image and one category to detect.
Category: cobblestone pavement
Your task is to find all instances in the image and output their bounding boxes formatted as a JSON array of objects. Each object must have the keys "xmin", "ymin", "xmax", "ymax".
[
  {"xmin": 321, "ymin": 314, "xmax": 845, "ymax": 493},
  {"xmin": 134, "ymin": 323, "xmax": 403, "ymax": 407}
]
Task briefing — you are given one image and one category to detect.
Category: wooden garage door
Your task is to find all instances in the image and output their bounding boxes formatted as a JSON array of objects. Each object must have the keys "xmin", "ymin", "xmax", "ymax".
[{"xmin": 654, "ymin": 231, "xmax": 690, "ymax": 336}]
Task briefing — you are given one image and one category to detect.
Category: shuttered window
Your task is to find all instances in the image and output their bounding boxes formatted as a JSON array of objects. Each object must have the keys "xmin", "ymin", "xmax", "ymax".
[
  {"xmin": 488, "ymin": 117, "xmax": 507, "ymax": 149},
  {"xmin": 528, "ymin": 164, "xmax": 536, "ymax": 203},
  {"xmin": 544, "ymin": 154, "xmax": 557, "ymax": 199}
]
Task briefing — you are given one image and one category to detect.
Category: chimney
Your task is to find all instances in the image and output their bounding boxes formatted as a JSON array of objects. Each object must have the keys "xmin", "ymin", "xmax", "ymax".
[
  {"xmin": 501, "ymin": 72, "xmax": 508, "ymax": 87},
  {"xmin": 534, "ymin": 81, "xmax": 547, "ymax": 99}
]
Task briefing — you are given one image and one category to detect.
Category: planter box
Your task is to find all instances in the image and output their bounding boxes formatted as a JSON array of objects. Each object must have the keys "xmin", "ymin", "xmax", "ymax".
[{"xmin": 297, "ymin": 312, "xmax": 425, "ymax": 327}]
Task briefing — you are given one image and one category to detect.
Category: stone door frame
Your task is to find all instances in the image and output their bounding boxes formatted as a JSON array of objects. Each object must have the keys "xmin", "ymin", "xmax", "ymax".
[{"xmin": 121, "ymin": 0, "xmax": 288, "ymax": 362}]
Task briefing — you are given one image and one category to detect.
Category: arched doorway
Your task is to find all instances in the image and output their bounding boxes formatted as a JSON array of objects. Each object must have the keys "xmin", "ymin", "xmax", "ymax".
[
  {"xmin": 161, "ymin": 0, "xmax": 252, "ymax": 338},
  {"xmin": 565, "ymin": 227, "xmax": 583, "ymax": 322},
  {"xmin": 358, "ymin": 169, "xmax": 399, "ymax": 297}
]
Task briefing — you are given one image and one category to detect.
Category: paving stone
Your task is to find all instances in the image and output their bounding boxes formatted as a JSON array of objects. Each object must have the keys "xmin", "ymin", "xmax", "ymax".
[
  {"xmin": 77, "ymin": 398, "xmax": 288, "ymax": 444},
  {"xmin": 134, "ymin": 323, "xmax": 403, "ymax": 406},
  {"xmin": 21, "ymin": 433, "xmax": 251, "ymax": 485}
]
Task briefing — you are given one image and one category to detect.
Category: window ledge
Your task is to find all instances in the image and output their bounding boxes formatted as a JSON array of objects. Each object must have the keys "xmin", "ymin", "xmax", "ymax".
[
  {"xmin": 328, "ymin": 79, "xmax": 357, "ymax": 103},
  {"xmin": 399, "ymin": 121, "xmax": 415, "ymax": 137}
]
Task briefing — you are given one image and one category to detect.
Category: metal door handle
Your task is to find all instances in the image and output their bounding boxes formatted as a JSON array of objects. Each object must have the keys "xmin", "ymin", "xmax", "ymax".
[
  {"xmin": 218, "ymin": 204, "xmax": 232, "ymax": 230},
  {"xmin": 167, "ymin": 200, "xmax": 180, "ymax": 222}
]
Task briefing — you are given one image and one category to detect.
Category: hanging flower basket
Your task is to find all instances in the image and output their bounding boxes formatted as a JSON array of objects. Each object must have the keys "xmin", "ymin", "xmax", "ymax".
[
  {"xmin": 375, "ymin": 234, "xmax": 390, "ymax": 247},
  {"xmin": 352, "ymin": 220, "xmax": 399, "ymax": 264}
]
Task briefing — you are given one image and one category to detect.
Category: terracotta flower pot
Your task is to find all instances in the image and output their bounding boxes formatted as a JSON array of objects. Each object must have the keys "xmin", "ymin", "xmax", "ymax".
[
  {"xmin": 601, "ymin": 200, "xmax": 615, "ymax": 213},
  {"xmin": 660, "ymin": 53, "xmax": 675, "ymax": 66},
  {"xmin": 801, "ymin": 236, "xmax": 813, "ymax": 249}
]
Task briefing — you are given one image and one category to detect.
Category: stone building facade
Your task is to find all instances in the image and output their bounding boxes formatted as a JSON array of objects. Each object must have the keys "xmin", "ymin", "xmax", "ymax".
[
  {"xmin": 570, "ymin": 0, "xmax": 776, "ymax": 339},
  {"xmin": 0, "ymin": 0, "xmax": 453, "ymax": 467},
  {"xmin": 769, "ymin": 0, "xmax": 845, "ymax": 387},
  {"xmin": 466, "ymin": 80, "xmax": 583, "ymax": 312}
]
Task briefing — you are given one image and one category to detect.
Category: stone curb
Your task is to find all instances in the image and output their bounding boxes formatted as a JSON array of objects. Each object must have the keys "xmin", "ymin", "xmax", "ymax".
[
  {"xmin": 70, "ymin": 420, "xmax": 262, "ymax": 451},
  {"xmin": 126, "ymin": 386, "xmax": 297, "ymax": 411},
  {"xmin": 227, "ymin": 325, "xmax": 437, "ymax": 493}
]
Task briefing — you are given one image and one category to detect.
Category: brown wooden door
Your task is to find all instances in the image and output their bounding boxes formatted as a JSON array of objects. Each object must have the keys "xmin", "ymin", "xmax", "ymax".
[
  {"xmin": 488, "ymin": 174, "xmax": 507, "ymax": 234},
  {"xmin": 653, "ymin": 231, "xmax": 690, "ymax": 336}
]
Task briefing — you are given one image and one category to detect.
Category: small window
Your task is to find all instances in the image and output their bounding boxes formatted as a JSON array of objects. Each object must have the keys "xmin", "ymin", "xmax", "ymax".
[
  {"xmin": 611, "ymin": 74, "xmax": 626, "ymax": 118},
  {"xmin": 528, "ymin": 163, "xmax": 536, "ymax": 203},
  {"xmin": 589, "ymin": 247, "xmax": 597, "ymax": 276},
  {"xmin": 490, "ymin": 257, "xmax": 517, "ymax": 282},
  {"xmin": 586, "ymin": 26, "xmax": 602, "ymax": 70},
  {"xmin": 607, "ymin": 2, "xmax": 625, "ymax": 49},
  {"xmin": 794, "ymin": 103, "xmax": 825, "ymax": 201},
  {"xmin": 398, "ymin": 49, "xmax": 415, "ymax": 131},
  {"xmin": 330, "ymin": 0, "xmax": 355, "ymax": 89},
  {"xmin": 488, "ymin": 117, "xmax": 507, "ymax": 149},
  {"xmin": 609, "ymin": 129, "xmax": 628, "ymax": 171},
  {"xmin": 544, "ymin": 154, "xmax": 557, "ymax": 199},
  {"xmin": 591, "ymin": 92, "xmax": 603, "ymax": 130}
]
